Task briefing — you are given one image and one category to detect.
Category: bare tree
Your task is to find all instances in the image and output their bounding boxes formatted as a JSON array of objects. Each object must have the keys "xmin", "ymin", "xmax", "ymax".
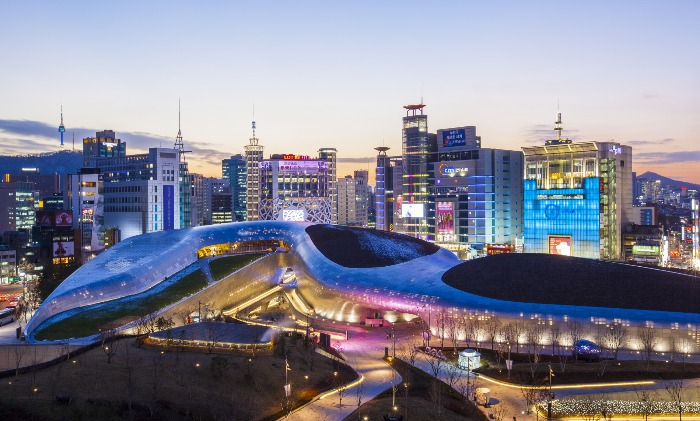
[
  {"xmin": 426, "ymin": 354, "xmax": 444, "ymax": 378},
  {"xmin": 550, "ymin": 324, "xmax": 562, "ymax": 356},
  {"xmin": 173, "ymin": 306, "xmax": 194, "ymax": 326},
  {"xmin": 444, "ymin": 362, "xmax": 461, "ymax": 388},
  {"xmin": 603, "ymin": 323, "xmax": 627, "ymax": 361},
  {"xmin": 100, "ymin": 329, "xmax": 118, "ymax": 364},
  {"xmin": 205, "ymin": 322, "xmax": 220, "ymax": 354},
  {"xmin": 566, "ymin": 320, "xmax": 585, "ymax": 361},
  {"xmin": 468, "ymin": 316, "xmax": 483, "ymax": 350},
  {"xmin": 637, "ymin": 326, "xmax": 659, "ymax": 370},
  {"xmin": 485, "ymin": 315, "xmax": 502, "ymax": 352},
  {"xmin": 332, "ymin": 371, "xmax": 348, "ymax": 408},
  {"xmin": 446, "ymin": 315, "xmax": 459, "ymax": 355},
  {"xmin": 12, "ymin": 343, "xmax": 28, "ymax": 379},
  {"xmin": 635, "ymin": 388, "xmax": 657, "ymax": 421},
  {"xmin": 437, "ymin": 309, "xmax": 447, "ymax": 348},
  {"xmin": 492, "ymin": 403, "xmax": 510, "ymax": 421},
  {"xmin": 429, "ymin": 379, "xmax": 443, "ymax": 416},
  {"xmin": 513, "ymin": 319, "xmax": 526, "ymax": 354},
  {"xmin": 355, "ymin": 377, "xmax": 364, "ymax": 421},
  {"xmin": 402, "ymin": 372, "xmax": 412, "ymax": 421},
  {"xmin": 526, "ymin": 321, "xmax": 547, "ymax": 379},
  {"xmin": 517, "ymin": 373, "xmax": 544, "ymax": 414},
  {"xmin": 665, "ymin": 379, "xmax": 685, "ymax": 421}
]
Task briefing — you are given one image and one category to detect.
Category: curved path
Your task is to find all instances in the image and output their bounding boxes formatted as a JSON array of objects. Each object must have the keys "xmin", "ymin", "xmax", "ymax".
[{"xmin": 285, "ymin": 326, "xmax": 401, "ymax": 421}]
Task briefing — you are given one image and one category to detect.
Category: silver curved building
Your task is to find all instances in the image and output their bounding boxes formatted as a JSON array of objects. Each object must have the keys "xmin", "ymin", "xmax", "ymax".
[{"xmin": 25, "ymin": 221, "xmax": 700, "ymax": 355}]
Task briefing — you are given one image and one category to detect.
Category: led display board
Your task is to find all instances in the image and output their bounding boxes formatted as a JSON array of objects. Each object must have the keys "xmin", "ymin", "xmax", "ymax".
[
  {"xmin": 436, "ymin": 202, "xmax": 454, "ymax": 234},
  {"xmin": 442, "ymin": 129, "xmax": 466, "ymax": 148},
  {"xmin": 53, "ymin": 241, "xmax": 75, "ymax": 258},
  {"xmin": 401, "ymin": 203, "xmax": 424, "ymax": 218},
  {"xmin": 55, "ymin": 211, "xmax": 73, "ymax": 227},
  {"xmin": 632, "ymin": 245, "xmax": 661, "ymax": 256},
  {"xmin": 163, "ymin": 185, "xmax": 175, "ymax": 230},
  {"xmin": 548, "ymin": 235, "xmax": 572, "ymax": 256}
]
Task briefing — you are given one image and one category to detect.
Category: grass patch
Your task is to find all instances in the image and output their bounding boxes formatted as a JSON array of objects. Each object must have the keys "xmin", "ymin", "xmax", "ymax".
[
  {"xmin": 209, "ymin": 254, "xmax": 264, "ymax": 281},
  {"xmin": 35, "ymin": 267, "xmax": 208, "ymax": 341},
  {"xmin": 0, "ymin": 334, "xmax": 355, "ymax": 421}
]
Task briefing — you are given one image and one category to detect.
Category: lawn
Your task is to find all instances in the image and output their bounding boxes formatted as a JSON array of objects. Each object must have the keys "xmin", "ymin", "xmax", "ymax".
[
  {"xmin": 209, "ymin": 254, "xmax": 264, "ymax": 281},
  {"xmin": 0, "ymin": 333, "xmax": 357, "ymax": 421},
  {"xmin": 34, "ymin": 266, "xmax": 209, "ymax": 341}
]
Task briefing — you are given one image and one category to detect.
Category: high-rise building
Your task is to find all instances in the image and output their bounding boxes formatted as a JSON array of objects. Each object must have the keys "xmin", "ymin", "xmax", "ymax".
[
  {"xmin": 97, "ymin": 148, "xmax": 181, "ymax": 239},
  {"xmin": 337, "ymin": 175, "xmax": 369, "ymax": 227},
  {"xmin": 189, "ymin": 173, "xmax": 204, "ymax": 227},
  {"xmin": 258, "ymin": 154, "xmax": 332, "ymax": 223},
  {"xmin": 431, "ymin": 126, "xmax": 523, "ymax": 254},
  {"xmin": 64, "ymin": 167, "xmax": 104, "ymax": 261},
  {"xmin": 318, "ymin": 148, "xmax": 338, "ymax": 224},
  {"xmin": 83, "ymin": 130, "xmax": 127, "ymax": 167},
  {"xmin": 174, "ymin": 104, "xmax": 192, "ymax": 229},
  {"xmin": 522, "ymin": 113, "xmax": 633, "ymax": 260},
  {"xmin": 4, "ymin": 169, "xmax": 60, "ymax": 201},
  {"xmin": 245, "ymin": 121, "xmax": 263, "ymax": 221},
  {"xmin": 0, "ymin": 182, "xmax": 36, "ymax": 237},
  {"xmin": 374, "ymin": 147, "xmax": 393, "ymax": 231},
  {"xmin": 222, "ymin": 154, "xmax": 247, "ymax": 221},
  {"xmin": 398, "ymin": 104, "xmax": 434, "ymax": 239},
  {"xmin": 203, "ymin": 178, "xmax": 232, "ymax": 225}
]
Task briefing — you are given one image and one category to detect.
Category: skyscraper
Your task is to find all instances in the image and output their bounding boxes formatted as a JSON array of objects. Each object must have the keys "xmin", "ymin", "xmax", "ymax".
[
  {"xmin": 174, "ymin": 103, "xmax": 192, "ymax": 229},
  {"xmin": 245, "ymin": 121, "xmax": 263, "ymax": 221},
  {"xmin": 399, "ymin": 104, "xmax": 433, "ymax": 239},
  {"xmin": 222, "ymin": 154, "xmax": 247, "ymax": 221},
  {"xmin": 318, "ymin": 148, "xmax": 338, "ymax": 224}
]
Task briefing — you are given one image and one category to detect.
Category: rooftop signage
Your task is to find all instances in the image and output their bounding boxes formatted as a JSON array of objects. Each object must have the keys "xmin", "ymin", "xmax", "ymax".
[{"xmin": 442, "ymin": 129, "xmax": 466, "ymax": 148}]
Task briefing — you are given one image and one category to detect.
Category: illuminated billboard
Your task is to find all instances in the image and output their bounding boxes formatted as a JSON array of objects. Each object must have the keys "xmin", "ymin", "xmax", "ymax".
[
  {"xmin": 548, "ymin": 236, "xmax": 572, "ymax": 256},
  {"xmin": 55, "ymin": 211, "xmax": 73, "ymax": 227},
  {"xmin": 53, "ymin": 241, "xmax": 75, "ymax": 258},
  {"xmin": 632, "ymin": 245, "xmax": 660, "ymax": 256},
  {"xmin": 436, "ymin": 202, "xmax": 454, "ymax": 234},
  {"xmin": 442, "ymin": 129, "xmax": 466, "ymax": 148},
  {"xmin": 401, "ymin": 203, "xmax": 424, "ymax": 218},
  {"xmin": 282, "ymin": 209, "xmax": 305, "ymax": 221}
]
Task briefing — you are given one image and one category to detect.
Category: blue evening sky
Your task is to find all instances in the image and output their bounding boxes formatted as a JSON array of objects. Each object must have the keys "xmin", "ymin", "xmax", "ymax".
[{"xmin": 0, "ymin": 1, "xmax": 698, "ymax": 182}]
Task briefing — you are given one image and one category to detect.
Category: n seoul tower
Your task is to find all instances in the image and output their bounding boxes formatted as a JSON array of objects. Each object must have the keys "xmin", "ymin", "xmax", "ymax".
[{"xmin": 58, "ymin": 106, "xmax": 65, "ymax": 147}]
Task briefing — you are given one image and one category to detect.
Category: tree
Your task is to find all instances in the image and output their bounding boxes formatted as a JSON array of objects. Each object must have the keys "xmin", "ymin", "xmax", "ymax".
[
  {"xmin": 437, "ymin": 309, "xmax": 447, "ymax": 348},
  {"xmin": 550, "ymin": 324, "xmax": 562, "ymax": 356},
  {"xmin": 355, "ymin": 376, "xmax": 364, "ymax": 421},
  {"xmin": 12, "ymin": 343, "xmax": 28, "ymax": 379},
  {"xmin": 525, "ymin": 321, "xmax": 547, "ymax": 379},
  {"xmin": 468, "ymin": 316, "xmax": 482, "ymax": 350},
  {"xmin": 100, "ymin": 329, "xmax": 118, "ymax": 364},
  {"xmin": 492, "ymin": 403, "xmax": 510, "ymax": 421},
  {"xmin": 566, "ymin": 320, "xmax": 585, "ymax": 361},
  {"xmin": 429, "ymin": 379, "xmax": 443, "ymax": 416},
  {"xmin": 603, "ymin": 323, "xmax": 627, "ymax": 361},
  {"xmin": 332, "ymin": 371, "xmax": 348, "ymax": 408},
  {"xmin": 637, "ymin": 326, "xmax": 659, "ymax": 370},
  {"xmin": 485, "ymin": 315, "xmax": 502, "ymax": 352},
  {"xmin": 664, "ymin": 379, "xmax": 685, "ymax": 421},
  {"xmin": 426, "ymin": 354, "xmax": 444, "ymax": 378},
  {"xmin": 635, "ymin": 388, "xmax": 657, "ymax": 421}
]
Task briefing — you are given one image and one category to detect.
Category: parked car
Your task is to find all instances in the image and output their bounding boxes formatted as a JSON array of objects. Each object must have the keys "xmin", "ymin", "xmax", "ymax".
[{"xmin": 5, "ymin": 300, "xmax": 18, "ymax": 309}]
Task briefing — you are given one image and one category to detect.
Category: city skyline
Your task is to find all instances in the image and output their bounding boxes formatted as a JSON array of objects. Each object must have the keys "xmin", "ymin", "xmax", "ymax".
[{"xmin": 1, "ymin": 2, "xmax": 699, "ymax": 183}]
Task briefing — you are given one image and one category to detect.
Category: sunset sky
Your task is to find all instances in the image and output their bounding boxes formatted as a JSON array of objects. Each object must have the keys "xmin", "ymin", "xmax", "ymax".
[{"xmin": 1, "ymin": 1, "xmax": 698, "ymax": 183}]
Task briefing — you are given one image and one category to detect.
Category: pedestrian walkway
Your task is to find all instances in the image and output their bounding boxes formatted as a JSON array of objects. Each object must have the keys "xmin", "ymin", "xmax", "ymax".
[{"xmin": 285, "ymin": 327, "xmax": 400, "ymax": 421}]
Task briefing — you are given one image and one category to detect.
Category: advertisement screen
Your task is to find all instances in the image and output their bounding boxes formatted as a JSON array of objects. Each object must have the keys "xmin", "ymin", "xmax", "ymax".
[
  {"xmin": 53, "ymin": 241, "xmax": 75, "ymax": 258},
  {"xmin": 442, "ymin": 129, "xmax": 466, "ymax": 148},
  {"xmin": 401, "ymin": 203, "xmax": 424, "ymax": 218},
  {"xmin": 37, "ymin": 211, "xmax": 54, "ymax": 227},
  {"xmin": 436, "ymin": 202, "xmax": 454, "ymax": 234},
  {"xmin": 282, "ymin": 209, "xmax": 305, "ymax": 221},
  {"xmin": 55, "ymin": 211, "xmax": 73, "ymax": 227},
  {"xmin": 632, "ymin": 245, "xmax": 661, "ymax": 256},
  {"xmin": 163, "ymin": 185, "xmax": 175, "ymax": 230},
  {"xmin": 548, "ymin": 236, "xmax": 572, "ymax": 256}
]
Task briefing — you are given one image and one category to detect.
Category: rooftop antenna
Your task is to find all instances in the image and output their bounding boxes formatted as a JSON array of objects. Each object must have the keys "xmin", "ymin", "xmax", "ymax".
[
  {"xmin": 72, "ymin": 131, "xmax": 75, "ymax": 151},
  {"xmin": 58, "ymin": 105, "xmax": 65, "ymax": 148},
  {"xmin": 555, "ymin": 111, "xmax": 563, "ymax": 142},
  {"xmin": 249, "ymin": 103, "xmax": 259, "ymax": 146},
  {"xmin": 174, "ymin": 98, "xmax": 191, "ymax": 158}
]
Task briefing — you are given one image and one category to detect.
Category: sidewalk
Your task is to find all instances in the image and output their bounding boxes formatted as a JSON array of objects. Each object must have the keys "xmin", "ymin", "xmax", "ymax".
[{"xmin": 285, "ymin": 327, "xmax": 401, "ymax": 421}]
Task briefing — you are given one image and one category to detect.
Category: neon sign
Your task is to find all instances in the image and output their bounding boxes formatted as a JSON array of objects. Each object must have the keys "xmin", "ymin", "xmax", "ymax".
[
  {"xmin": 282, "ymin": 154, "xmax": 312, "ymax": 160},
  {"xmin": 609, "ymin": 146, "xmax": 622, "ymax": 155},
  {"xmin": 439, "ymin": 163, "xmax": 469, "ymax": 176}
]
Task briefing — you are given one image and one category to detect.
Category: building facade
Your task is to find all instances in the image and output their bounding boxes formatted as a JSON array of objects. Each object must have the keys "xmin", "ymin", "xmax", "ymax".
[
  {"xmin": 0, "ymin": 181, "xmax": 36, "ymax": 238},
  {"xmin": 64, "ymin": 168, "xmax": 104, "ymax": 261},
  {"xmin": 222, "ymin": 154, "xmax": 247, "ymax": 222},
  {"xmin": 317, "ymin": 148, "xmax": 338, "ymax": 224},
  {"xmin": 83, "ymin": 130, "xmax": 127, "ymax": 167},
  {"xmin": 258, "ymin": 154, "xmax": 332, "ymax": 223},
  {"xmin": 97, "ymin": 148, "xmax": 181, "ymax": 240},
  {"xmin": 431, "ymin": 126, "xmax": 523, "ymax": 255},
  {"xmin": 337, "ymin": 175, "xmax": 369, "ymax": 227},
  {"xmin": 522, "ymin": 115, "xmax": 633, "ymax": 259}
]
